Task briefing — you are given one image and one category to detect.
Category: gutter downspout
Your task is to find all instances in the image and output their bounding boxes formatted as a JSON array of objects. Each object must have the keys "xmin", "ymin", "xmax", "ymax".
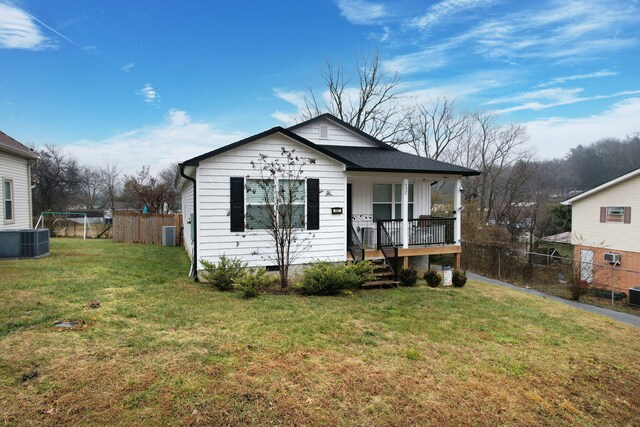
[{"xmin": 180, "ymin": 165, "xmax": 199, "ymax": 282}]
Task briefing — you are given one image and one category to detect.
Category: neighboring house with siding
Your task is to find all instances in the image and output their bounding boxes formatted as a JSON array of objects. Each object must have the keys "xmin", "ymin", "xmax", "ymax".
[
  {"xmin": 0, "ymin": 131, "xmax": 38, "ymax": 230},
  {"xmin": 562, "ymin": 168, "xmax": 640, "ymax": 292},
  {"xmin": 176, "ymin": 114, "xmax": 479, "ymax": 280}
]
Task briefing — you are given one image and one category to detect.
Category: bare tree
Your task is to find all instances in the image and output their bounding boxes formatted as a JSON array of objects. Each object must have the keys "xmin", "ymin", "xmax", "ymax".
[
  {"xmin": 32, "ymin": 144, "xmax": 80, "ymax": 213},
  {"xmin": 159, "ymin": 162, "xmax": 180, "ymax": 212},
  {"xmin": 75, "ymin": 166, "xmax": 104, "ymax": 209},
  {"xmin": 244, "ymin": 148, "xmax": 317, "ymax": 288},
  {"xmin": 122, "ymin": 166, "xmax": 176, "ymax": 213},
  {"xmin": 401, "ymin": 97, "xmax": 470, "ymax": 160},
  {"xmin": 99, "ymin": 161, "xmax": 122, "ymax": 212},
  {"xmin": 468, "ymin": 113, "xmax": 532, "ymax": 222},
  {"xmin": 301, "ymin": 52, "xmax": 405, "ymax": 141}
]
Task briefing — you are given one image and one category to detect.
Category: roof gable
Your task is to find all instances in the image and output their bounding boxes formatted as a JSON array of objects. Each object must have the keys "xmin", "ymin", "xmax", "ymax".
[
  {"xmin": 288, "ymin": 113, "xmax": 395, "ymax": 150},
  {"xmin": 179, "ymin": 126, "xmax": 354, "ymax": 167},
  {"xmin": 562, "ymin": 167, "xmax": 640, "ymax": 205}
]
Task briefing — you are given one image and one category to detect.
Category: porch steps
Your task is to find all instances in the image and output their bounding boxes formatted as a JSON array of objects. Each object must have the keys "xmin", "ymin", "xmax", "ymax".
[{"xmin": 362, "ymin": 259, "xmax": 399, "ymax": 288}]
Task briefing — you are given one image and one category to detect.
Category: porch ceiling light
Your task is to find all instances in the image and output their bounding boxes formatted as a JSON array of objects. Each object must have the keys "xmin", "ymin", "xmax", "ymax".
[{"xmin": 331, "ymin": 207, "xmax": 343, "ymax": 214}]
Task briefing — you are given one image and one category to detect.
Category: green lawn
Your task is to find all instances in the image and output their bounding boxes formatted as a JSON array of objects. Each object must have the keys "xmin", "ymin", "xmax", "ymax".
[{"xmin": 1, "ymin": 239, "xmax": 639, "ymax": 425}]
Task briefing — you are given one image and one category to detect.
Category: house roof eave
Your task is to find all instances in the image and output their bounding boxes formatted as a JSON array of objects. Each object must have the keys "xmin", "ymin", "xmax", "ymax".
[
  {"xmin": 345, "ymin": 166, "xmax": 480, "ymax": 176},
  {"xmin": 562, "ymin": 167, "xmax": 640, "ymax": 205}
]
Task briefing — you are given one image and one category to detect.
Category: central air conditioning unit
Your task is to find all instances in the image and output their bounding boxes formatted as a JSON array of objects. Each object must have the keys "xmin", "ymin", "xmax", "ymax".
[
  {"xmin": 0, "ymin": 229, "xmax": 50, "ymax": 259},
  {"xmin": 162, "ymin": 226, "xmax": 176, "ymax": 246},
  {"xmin": 603, "ymin": 252, "xmax": 621, "ymax": 265}
]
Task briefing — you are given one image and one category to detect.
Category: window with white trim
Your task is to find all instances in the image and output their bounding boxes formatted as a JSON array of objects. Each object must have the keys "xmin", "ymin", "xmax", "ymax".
[
  {"xmin": 3, "ymin": 179, "xmax": 13, "ymax": 222},
  {"xmin": 372, "ymin": 183, "xmax": 413, "ymax": 221},
  {"xmin": 246, "ymin": 179, "xmax": 305, "ymax": 229}
]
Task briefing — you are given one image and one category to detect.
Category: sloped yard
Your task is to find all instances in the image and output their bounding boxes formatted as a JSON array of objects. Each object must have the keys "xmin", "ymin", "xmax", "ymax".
[{"xmin": 1, "ymin": 239, "xmax": 639, "ymax": 425}]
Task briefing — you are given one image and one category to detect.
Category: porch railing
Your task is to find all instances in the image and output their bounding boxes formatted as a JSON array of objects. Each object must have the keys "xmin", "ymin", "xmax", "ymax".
[
  {"xmin": 378, "ymin": 221, "xmax": 399, "ymax": 281},
  {"xmin": 347, "ymin": 221, "xmax": 365, "ymax": 261},
  {"xmin": 379, "ymin": 217, "xmax": 455, "ymax": 247}
]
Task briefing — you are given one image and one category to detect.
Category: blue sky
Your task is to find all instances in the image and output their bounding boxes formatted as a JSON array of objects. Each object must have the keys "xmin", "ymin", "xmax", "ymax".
[{"xmin": 1, "ymin": 0, "xmax": 639, "ymax": 174}]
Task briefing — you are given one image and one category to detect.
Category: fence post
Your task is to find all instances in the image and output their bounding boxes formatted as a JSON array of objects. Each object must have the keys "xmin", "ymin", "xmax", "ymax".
[{"xmin": 610, "ymin": 265, "xmax": 615, "ymax": 308}]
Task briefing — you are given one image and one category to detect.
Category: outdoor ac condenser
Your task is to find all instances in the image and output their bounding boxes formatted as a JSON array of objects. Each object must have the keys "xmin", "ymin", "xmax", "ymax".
[
  {"xmin": 162, "ymin": 226, "xmax": 177, "ymax": 246},
  {"xmin": 603, "ymin": 252, "xmax": 621, "ymax": 265}
]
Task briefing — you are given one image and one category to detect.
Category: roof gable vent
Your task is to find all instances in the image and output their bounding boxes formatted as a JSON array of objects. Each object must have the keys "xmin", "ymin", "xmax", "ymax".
[{"xmin": 319, "ymin": 124, "xmax": 328, "ymax": 139}]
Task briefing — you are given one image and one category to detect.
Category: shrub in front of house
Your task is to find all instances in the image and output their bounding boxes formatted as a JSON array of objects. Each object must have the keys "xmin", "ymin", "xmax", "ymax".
[
  {"xmin": 424, "ymin": 269, "xmax": 442, "ymax": 288},
  {"xmin": 232, "ymin": 267, "xmax": 274, "ymax": 299},
  {"xmin": 296, "ymin": 261, "xmax": 374, "ymax": 296},
  {"xmin": 398, "ymin": 267, "xmax": 418, "ymax": 287},
  {"xmin": 200, "ymin": 255, "xmax": 247, "ymax": 291},
  {"xmin": 452, "ymin": 270, "xmax": 468, "ymax": 288}
]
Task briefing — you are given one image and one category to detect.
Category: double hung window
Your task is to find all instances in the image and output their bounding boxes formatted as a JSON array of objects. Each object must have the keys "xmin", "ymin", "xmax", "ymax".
[
  {"xmin": 3, "ymin": 179, "xmax": 13, "ymax": 222},
  {"xmin": 246, "ymin": 179, "xmax": 305, "ymax": 229},
  {"xmin": 372, "ymin": 183, "xmax": 413, "ymax": 221}
]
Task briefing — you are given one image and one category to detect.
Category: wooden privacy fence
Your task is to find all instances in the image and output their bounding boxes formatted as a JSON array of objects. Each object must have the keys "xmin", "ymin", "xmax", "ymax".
[{"xmin": 112, "ymin": 211, "xmax": 182, "ymax": 245}]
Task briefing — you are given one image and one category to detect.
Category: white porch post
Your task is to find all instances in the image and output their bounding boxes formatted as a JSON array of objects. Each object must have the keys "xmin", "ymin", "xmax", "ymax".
[
  {"xmin": 454, "ymin": 178, "xmax": 462, "ymax": 245},
  {"xmin": 402, "ymin": 178, "xmax": 409, "ymax": 249}
]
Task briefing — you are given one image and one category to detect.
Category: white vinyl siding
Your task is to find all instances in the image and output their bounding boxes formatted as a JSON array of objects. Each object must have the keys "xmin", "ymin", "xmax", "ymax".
[
  {"xmin": 571, "ymin": 175, "xmax": 640, "ymax": 253},
  {"xmin": 291, "ymin": 118, "xmax": 379, "ymax": 148},
  {"xmin": 180, "ymin": 180, "xmax": 194, "ymax": 256},
  {"xmin": 0, "ymin": 151, "xmax": 32, "ymax": 229},
  {"xmin": 195, "ymin": 134, "xmax": 347, "ymax": 268}
]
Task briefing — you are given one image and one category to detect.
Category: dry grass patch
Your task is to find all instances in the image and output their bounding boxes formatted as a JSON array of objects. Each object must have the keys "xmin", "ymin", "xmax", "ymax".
[{"xmin": 1, "ymin": 239, "xmax": 639, "ymax": 425}]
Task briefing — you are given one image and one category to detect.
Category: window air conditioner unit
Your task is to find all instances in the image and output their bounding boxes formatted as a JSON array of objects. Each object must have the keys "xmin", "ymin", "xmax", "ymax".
[
  {"xmin": 603, "ymin": 252, "xmax": 620, "ymax": 265},
  {"xmin": 162, "ymin": 226, "xmax": 176, "ymax": 246}
]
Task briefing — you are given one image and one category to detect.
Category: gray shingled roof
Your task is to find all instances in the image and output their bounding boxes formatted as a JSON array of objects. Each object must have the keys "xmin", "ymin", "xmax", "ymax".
[
  {"xmin": 322, "ymin": 145, "xmax": 480, "ymax": 176},
  {"xmin": 0, "ymin": 131, "xmax": 38, "ymax": 159}
]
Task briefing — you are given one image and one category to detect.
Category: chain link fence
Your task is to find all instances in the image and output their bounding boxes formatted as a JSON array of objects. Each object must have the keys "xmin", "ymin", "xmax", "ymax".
[{"xmin": 462, "ymin": 241, "xmax": 640, "ymax": 314}]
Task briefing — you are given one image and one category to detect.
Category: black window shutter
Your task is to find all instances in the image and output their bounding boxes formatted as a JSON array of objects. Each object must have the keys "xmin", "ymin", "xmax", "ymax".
[
  {"xmin": 307, "ymin": 179, "xmax": 320, "ymax": 230},
  {"xmin": 230, "ymin": 177, "xmax": 244, "ymax": 232}
]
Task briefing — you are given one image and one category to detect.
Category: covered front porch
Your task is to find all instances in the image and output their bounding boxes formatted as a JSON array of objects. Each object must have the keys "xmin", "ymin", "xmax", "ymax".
[{"xmin": 346, "ymin": 172, "xmax": 463, "ymax": 272}]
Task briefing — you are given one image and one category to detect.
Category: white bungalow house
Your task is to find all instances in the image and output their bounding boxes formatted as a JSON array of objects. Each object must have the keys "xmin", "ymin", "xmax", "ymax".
[
  {"xmin": 176, "ymin": 114, "xmax": 479, "ymax": 280},
  {"xmin": 562, "ymin": 168, "xmax": 640, "ymax": 292},
  {"xmin": 0, "ymin": 131, "xmax": 38, "ymax": 229}
]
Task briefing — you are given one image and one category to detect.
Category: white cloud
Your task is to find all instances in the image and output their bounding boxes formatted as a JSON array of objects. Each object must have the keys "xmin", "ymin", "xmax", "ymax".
[
  {"xmin": 336, "ymin": 0, "xmax": 388, "ymax": 25},
  {"xmin": 485, "ymin": 88, "xmax": 584, "ymax": 106},
  {"xmin": 121, "ymin": 63, "xmax": 135, "ymax": 72},
  {"xmin": 65, "ymin": 109, "xmax": 244, "ymax": 175},
  {"xmin": 138, "ymin": 84, "xmax": 160, "ymax": 104},
  {"xmin": 537, "ymin": 70, "xmax": 618, "ymax": 87},
  {"xmin": 0, "ymin": 3, "xmax": 50, "ymax": 49},
  {"xmin": 492, "ymin": 89, "xmax": 640, "ymax": 114},
  {"xmin": 412, "ymin": 0, "xmax": 498, "ymax": 29},
  {"xmin": 390, "ymin": 0, "xmax": 639, "ymax": 72},
  {"xmin": 383, "ymin": 48, "xmax": 449, "ymax": 74},
  {"xmin": 525, "ymin": 97, "xmax": 640, "ymax": 159},
  {"xmin": 272, "ymin": 88, "xmax": 310, "ymax": 125},
  {"xmin": 466, "ymin": 0, "xmax": 640, "ymax": 62}
]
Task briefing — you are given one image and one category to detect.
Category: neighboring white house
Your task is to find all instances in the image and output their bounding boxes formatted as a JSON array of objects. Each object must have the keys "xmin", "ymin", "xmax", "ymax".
[
  {"xmin": 0, "ymin": 131, "xmax": 38, "ymax": 230},
  {"xmin": 562, "ymin": 168, "xmax": 640, "ymax": 292},
  {"xmin": 176, "ymin": 114, "xmax": 479, "ymax": 279}
]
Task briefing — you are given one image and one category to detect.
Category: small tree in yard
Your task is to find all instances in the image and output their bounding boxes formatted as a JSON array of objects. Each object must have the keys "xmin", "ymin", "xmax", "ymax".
[{"xmin": 245, "ymin": 148, "xmax": 317, "ymax": 288}]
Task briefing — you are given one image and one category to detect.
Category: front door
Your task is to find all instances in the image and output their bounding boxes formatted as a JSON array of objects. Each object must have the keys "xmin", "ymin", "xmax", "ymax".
[{"xmin": 580, "ymin": 249, "xmax": 594, "ymax": 283}]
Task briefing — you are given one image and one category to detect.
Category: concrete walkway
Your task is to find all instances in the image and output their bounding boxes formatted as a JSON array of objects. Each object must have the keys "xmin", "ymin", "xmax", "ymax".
[{"xmin": 467, "ymin": 272, "xmax": 640, "ymax": 328}]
